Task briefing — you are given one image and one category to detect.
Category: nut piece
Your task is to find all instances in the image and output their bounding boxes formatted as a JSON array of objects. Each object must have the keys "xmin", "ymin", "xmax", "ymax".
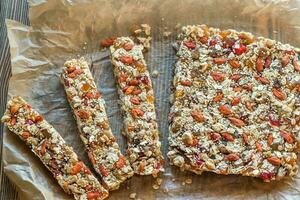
[{"xmin": 129, "ymin": 193, "xmax": 137, "ymax": 199}]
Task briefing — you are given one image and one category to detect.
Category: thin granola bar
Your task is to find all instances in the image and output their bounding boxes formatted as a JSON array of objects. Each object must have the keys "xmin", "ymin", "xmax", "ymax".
[
  {"xmin": 1, "ymin": 96, "xmax": 108, "ymax": 200},
  {"xmin": 61, "ymin": 58, "xmax": 134, "ymax": 190},
  {"xmin": 110, "ymin": 37, "xmax": 164, "ymax": 176},
  {"xmin": 168, "ymin": 25, "xmax": 300, "ymax": 182}
]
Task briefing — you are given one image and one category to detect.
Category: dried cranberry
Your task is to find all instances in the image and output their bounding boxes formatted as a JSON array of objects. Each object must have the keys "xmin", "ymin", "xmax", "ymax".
[
  {"xmin": 209, "ymin": 39, "xmax": 218, "ymax": 46},
  {"xmin": 184, "ymin": 41, "xmax": 196, "ymax": 49},
  {"xmin": 25, "ymin": 119, "xmax": 34, "ymax": 125},
  {"xmin": 234, "ymin": 43, "xmax": 247, "ymax": 55},
  {"xmin": 83, "ymin": 99, "xmax": 89, "ymax": 106},
  {"xmin": 226, "ymin": 38, "xmax": 235, "ymax": 48},
  {"xmin": 268, "ymin": 115, "xmax": 281, "ymax": 126},
  {"xmin": 195, "ymin": 158, "xmax": 204, "ymax": 166},
  {"xmin": 260, "ymin": 172, "xmax": 274, "ymax": 181},
  {"xmin": 64, "ymin": 78, "xmax": 70, "ymax": 87},
  {"xmin": 264, "ymin": 56, "xmax": 272, "ymax": 68},
  {"xmin": 140, "ymin": 76, "xmax": 149, "ymax": 85}
]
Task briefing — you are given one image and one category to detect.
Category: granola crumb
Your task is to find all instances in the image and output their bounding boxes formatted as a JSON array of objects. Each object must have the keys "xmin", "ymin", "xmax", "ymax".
[
  {"xmin": 174, "ymin": 23, "xmax": 181, "ymax": 30},
  {"xmin": 156, "ymin": 178, "xmax": 163, "ymax": 186},
  {"xmin": 185, "ymin": 178, "xmax": 192, "ymax": 184},
  {"xmin": 163, "ymin": 31, "xmax": 172, "ymax": 38},
  {"xmin": 152, "ymin": 70, "xmax": 159, "ymax": 78},
  {"xmin": 163, "ymin": 188, "xmax": 169, "ymax": 193},
  {"xmin": 152, "ymin": 184, "xmax": 160, "ymax": 190},
  {"xmin": 171, "ymin": 178, "xmax": 176, "ymax": 182},
  {"xmin": 129, "ymin": 192, "xmax": 137, "ymax": 199},
  {"xmin": 181, "ymin": 181, "xmax": 186, "ymax": 186}
]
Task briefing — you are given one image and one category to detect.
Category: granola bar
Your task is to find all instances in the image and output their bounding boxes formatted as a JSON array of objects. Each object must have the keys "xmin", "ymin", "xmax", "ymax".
[
  {"xmin": 61, "ymin": 58, "xmax": 134, "ymax": 190},
  {"xmin": 110, "ymin": 37, "xmax": 164, "ymax": 175},
  {"xmin": 168, "ymin": 25, "xmax": 300, "ymax": 182},
  {"xmin": 1, "ymin": 96, "xmax": 108, "ymax": 200}
]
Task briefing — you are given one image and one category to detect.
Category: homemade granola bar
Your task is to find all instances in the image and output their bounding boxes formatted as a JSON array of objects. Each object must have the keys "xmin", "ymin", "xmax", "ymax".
[
  {"xmin": 168, "ymin": 25, "xmax": 300, "ymax": 182},
  {"xmin": 1, "ymin": 96, "xmax": 108, "ymax": 200},
  {"xmin": 110, "ymin": 37, "xmax": 164, "ymax": 175},
  {"xmin": 61, "ymin": 58, "xmax": 134, "ymax": 190}
]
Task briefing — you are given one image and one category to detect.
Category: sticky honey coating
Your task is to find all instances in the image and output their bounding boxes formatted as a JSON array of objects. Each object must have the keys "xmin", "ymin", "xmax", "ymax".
[
  {"xmin": 110, "ymin": 37, "xmax": 164, "ymax": 176},
  {"xmin": 1, "ymin": 96, "xmax": 109, "ymax": 200},
  {"xmin": 168, "ymin": 25, "xmax": 300, "ymax": 182},
  {"xmin": 61, "ymin": 58, "xmax": 134, "ymax": 190}
]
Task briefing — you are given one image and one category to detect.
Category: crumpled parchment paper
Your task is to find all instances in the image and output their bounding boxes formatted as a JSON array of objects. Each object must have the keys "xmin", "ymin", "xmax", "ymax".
[{"xmin": 4, "ymin": 0, "xmax": 300, "ymax": 199}]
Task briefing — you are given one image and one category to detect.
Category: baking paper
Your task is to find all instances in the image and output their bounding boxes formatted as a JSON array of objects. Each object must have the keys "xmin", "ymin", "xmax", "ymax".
[{"xmin": 4, "ymin": 0, "xmax": 300, "ymax": 199}]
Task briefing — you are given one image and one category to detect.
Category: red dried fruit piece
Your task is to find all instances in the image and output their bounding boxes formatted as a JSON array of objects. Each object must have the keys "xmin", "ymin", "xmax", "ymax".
[
  {"xmin": 260, "ymin": 172, "xmax": 274, "ymax": 182},
  {"xmin": 281, "ymin": 55, "xmax": 290, "ymax": 67},
  {"xmin": 195, "ymin": 158, "xmax": 204, "ymax": 166},
  {"xmin": 191, "ymin": 111, "xmax": 205, "ymax": 123},
  {"xmin": 124, "ymin": 43, "xmax": 134, "ymax": 51},
  {"xmin": 82, "ymin": 83, "xmax": 90, "ymax": 92},
  {"xmin": 229, "ymin": 74, "xmax": 241, "ymax": 81},
  {"xmin": 267, "ymin": 157, "xmax": 281, "ymax": 166},
  {"xmin": 87, "ymin": 191, "xmax": 103, "ymax": 200},
  {"xmin": 242, "ymin": 133, "xmax": 249, "ymax": 145},
  {"xmin": 255, "ymin": 76, "xmax": 270, "ymax": 84},
  {"xmin": 131, "ymin": 108, "xmax": 144, "ymax": 118},
  {"xmin": 124, "ymin": 86, "xmax": 135, "ymax": 95},
  {"xmin": 66, "ymin": 66, "xmax": 76, "ymax": 73},
  {"xmin": 199, "ymin": 36, "xmax": 208, "ymax": 44},
  {"xmin": 209, "ymin": 39, "xmax": 218, "ymax": 46},
  {"xmin": 221, "ymin": 132, "xmax": 234, "ymax": 142},
  {"xmin": 119, "ymin": 56, "xmax": 133, "ymax": 65},
  {"xmin": 218, "ymin": 105, "xmax": 231, "ymax": 115},
  {"xmin": 21, "ymin": 131, "xmax": 30, "ymax": 140},
  {"xmin": 210, "ymin": 132, "xmax": 220, "ymax": 141},
  {"xmin": 213, "ymin": 58, "xmax": 227, "ymax": 65},
  {"xmin": 100, "ymin": 37, "xmax": 115, "ymax": 47},
  {"xmin": 264, "ymin": 56, "xmax": 272, "ymax": 68},
  {"xmin": 94, "ymin": 91, "xmax": 101, "ymax": 99},
  {"xmin": 231, "ymin": 96, "xmax": 241, "ymax": 106},
  {"xmin": 34, "ymin": 115, "xmax": 44, "ymax": 123},
  {"xmin": 256, "ymin": 57, "xmax": 264, "ymax": 73},
  {"xmin": 10, "ymin": 104, "xmax": 20, "ymax": 114},
  {"xmin": 280, "ymin": 131, "xmax": 294, "ymax": 144},
  {"xmin": 130, "ymin": 97, "xmax": 140, "ymax": 105},
  {"xmin": 10, "ymin": 117, "xmax": 17, "ymax": 125},
  {"xmin": 116, "ymin": 156, "xmax": 126, "ymax": 168},
  {"xmin": 180, "ymin": 81, "xmax": 192, "ymax": 86},
  {"xmin": 132, "ymin": 89, "xmax": 142, "ymax": 95},
  {"xmin": 85, "ymin": 184, "xmax": 93, "ymax": 191},
  {"xmin": 229, "ymin": 60, "xmax": 241, "ymax": 68},
  {"xmin": 267, "ymin": 135, "xmax": 273, "ymax": 146},
  {"xmin": 99, "ymin": 165, "xmax": 109, "ymax": 177},
  {"xmin": 128, "ymin": 79, "xmax": 139, "ymax": 86},
  {"xmin": 245, "ymin": 101, "xmax": 254, "ymax": 111},
  {"xmin": 68, "ymin": 72, "xmax": 76, "ymax": 78},
  {"xmin": 87, "ymin": 151, "xmax": 96, "ymax": 165},
  {"xmin": 77, "ymin": 110, "xmax": 90, "ymax": 119},
  {"xmin": 268, "ymin": 115, "xmax": 281, "ymax": 126},
  {"xmin": 119, "ymin": 73, "xmax": 127, "ymax": 83},
  {"xmin": 228, "ymin": 117, "xmax": 245, "ymax": 127},
  {"xmin": 234, "ymin": 43, "xmax": 247, "ymax": 55},
  {"xmin": 255, "ymin": 141, "xmax": 263, "ymax": 152},
  {"xmin": 272, "ymin": 88, "xmax": 286, "ymax": 101},
  {"xmin": 211, "ymin": 72, "xmax": 225, "ymax": 82},
  {"xmin": 74, "ymin": 69, "xmax": 83, "ymax": 75},
  {"xmin": 71, "ymin": 161, "xmax": 83, "ymax": 175},
  {"xmin": 184, "ymin": 41, "xmax": 196, "ymax": 49},
  {"xmin": 40, "ymin": 139, "xmax": 47, "ymax": 155},
  {"xmin": 138, "ymin": 75, "xmax": 149, "ymax": 85},
  {"xmin": 213, "ymin": 92, "xmax": 224, "ymax": 102},
  {"xmin": 242, "ymin": 84, "xmax": 252, "ymax": 91},
  {"xmin": 293, "ymin": 58, "xmax": 300, "ymax": 72},
  {"xmin": 225, "ymin": 153, "xmax": 240, "ymax": 161}
]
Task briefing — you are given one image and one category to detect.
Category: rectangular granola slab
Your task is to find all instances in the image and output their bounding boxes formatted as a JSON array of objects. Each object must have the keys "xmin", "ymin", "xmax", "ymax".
[
  {"xmin": 168, "ymin": 25, "xmax": 300, "ymax": 182},
  {"xmin": 1, "ymin": 96, "xmax": 108, "ymax": 200},
  {"xmin": 110, "ymin": 37, "xmax": 164, "ymax": 176},
  {"xmin": 61, "ymin": 58, "xmax": 134, "ymax": 190}
]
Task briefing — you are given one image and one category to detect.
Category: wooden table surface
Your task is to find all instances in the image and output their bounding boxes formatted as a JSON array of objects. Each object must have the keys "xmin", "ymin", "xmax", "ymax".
[{"xmin": 0, "ymin": 0, "xmax": 29, "ymax": 199}]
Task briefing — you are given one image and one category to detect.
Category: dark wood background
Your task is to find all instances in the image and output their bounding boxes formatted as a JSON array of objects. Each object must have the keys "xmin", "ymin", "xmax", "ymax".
[{"xmin": 1, "ymin": 0, "xmax": 29, "ymax": 199}]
